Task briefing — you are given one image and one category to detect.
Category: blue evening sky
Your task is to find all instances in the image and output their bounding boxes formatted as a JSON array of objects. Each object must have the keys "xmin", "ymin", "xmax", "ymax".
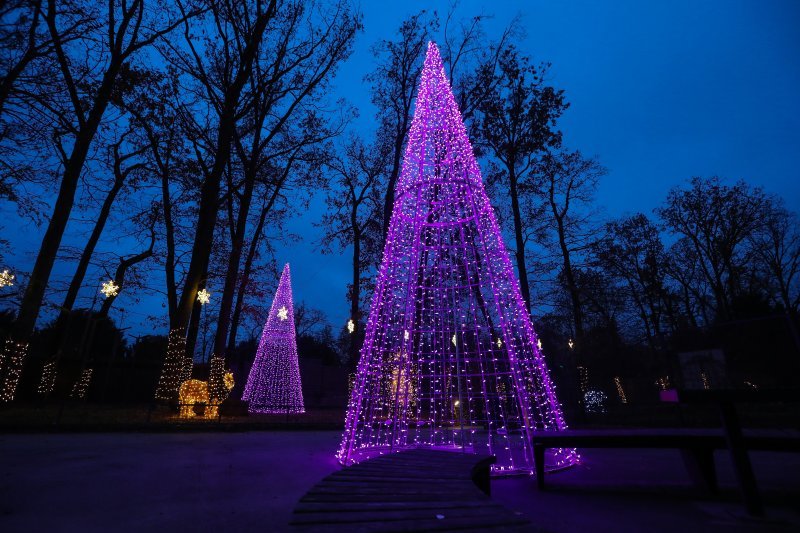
[
  {"xmin": 2, "ymin": 0, "xmax": 798, "ymax": 342},
  {"xmin": 280, "ymin": 0, "xmax": 800, "ymax": 333}
]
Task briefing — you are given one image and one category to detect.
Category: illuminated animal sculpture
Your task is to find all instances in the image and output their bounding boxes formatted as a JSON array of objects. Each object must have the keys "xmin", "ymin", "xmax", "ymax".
[{"xmin": 178, "ymin": 372, "xmax": 235, "ymax": 418}]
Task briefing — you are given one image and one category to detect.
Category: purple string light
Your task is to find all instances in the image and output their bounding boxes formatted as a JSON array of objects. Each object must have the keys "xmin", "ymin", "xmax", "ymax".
[
  {"xmin": 242, "ymin": 263, "xmax": 305, "ymax": 414},
  {"xmin": 337, "ymin": 42, "xmax": 577, "ymax": 474}
]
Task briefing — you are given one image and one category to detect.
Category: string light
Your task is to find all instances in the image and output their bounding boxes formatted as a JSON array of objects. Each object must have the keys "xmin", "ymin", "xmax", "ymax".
[
  {"xmin": 70, "ymin": 368, "xmax": 93, "ymax": 399},
  {"xmin": 0, "ymin": 339, "xmax": 27, "ymax": 402},
  {"xmin": 614, "ymin": 376, "xmax": 628, "ymax": 404},
  {"xmin": 701, "ymin": 371, "xmax": 710, "ymax": 390},
  {"xmin": 37, "ymin": 360, "xmax": 57, "ymax": 396},
  {"xmin": 242, "ymin": 264, "xmax": 304, "ymax": 414},
  {"xmin": 347, "ymin": 319, "xmax": 355, "ymax": 334},
  {"xmin": 179, "ymin": 379, "xmax": 208, "ymax": 418},
  {"xmin": 577, "ymin": 365, "xmax": 589, "ymax": 395},
  {"xmin": 655, "ymin": 376, "xmax": 670, "ymax": 391},
  {"xmin": 584, "ymin": 389, "xmax": 607, "ymax": 414},
  {"xmin": 100, "ymin": 279, "xmax": 119, "ymax": 298},
  {"xmin": 155, "ymin": 327, "xmax": 187, "ymax": 401},
  {"xmin": 0, "ymin": 269, "xmax": 14, "ymax": 288},
  {"xmin": 197, "ymin": 288, "xmax": 211, "ymax": 305},
  {"xmin": 337, "ymin": 42, "xmax": 576, "ymax": 475}
]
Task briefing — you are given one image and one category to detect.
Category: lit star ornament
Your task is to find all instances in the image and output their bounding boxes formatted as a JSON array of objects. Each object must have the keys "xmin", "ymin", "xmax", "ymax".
[
  {"xmin": 197, "ymin": 288, "xmax": 211, "ymax": 305},
  {"xmin": 347, "ymin": 319, "xmax": 355, "ymax": 334},
  {"xmin": 0, "ymin": 269, "xmax": 15, "ymax": 288},
  {"xmin": 100, "ymin": 280, "xmax": 119, "ymax": 298},
  {"xmin": 277, "ymin": 306, "xmax": 289, "ymax": 321}
]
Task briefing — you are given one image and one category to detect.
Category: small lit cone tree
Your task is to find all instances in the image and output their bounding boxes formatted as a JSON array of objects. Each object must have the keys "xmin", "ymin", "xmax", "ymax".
[
  {"xmin": 242, "ymin": 264, "xmax": 304, "ymax": 413},
  {"xmin": 338, "ymin": 42, "xmax": 577, "ymax": 474}
]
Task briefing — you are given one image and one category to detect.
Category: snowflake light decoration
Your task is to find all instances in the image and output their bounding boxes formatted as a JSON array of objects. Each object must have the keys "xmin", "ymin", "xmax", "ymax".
[
  {"xmin": 100, "ymin": 280, "xmax": 119, "ymax": 298},
  {"xmin": 197, "ymin": 288, "xmax": 211, "ymax": 305},
  {"xmin": 347, "ymin": 319, "xmax": 355, "ymax": 334},
  {"xmin": 277, "ymin": 306, "xmax": 289, "ymax": 321},
  {"xmin": 0, "ymin": 270, "xmax": 14, "ymax": 288}
]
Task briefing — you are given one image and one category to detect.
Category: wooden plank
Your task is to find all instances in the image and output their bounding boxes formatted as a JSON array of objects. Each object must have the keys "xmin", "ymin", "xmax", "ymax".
[
  {"xmin": 290, "ymin": 449, "xmax": 528, "ymax": 531},
  {"xmin": 290, "ymin": 505, "xmax": 518, "ymax": 525}
]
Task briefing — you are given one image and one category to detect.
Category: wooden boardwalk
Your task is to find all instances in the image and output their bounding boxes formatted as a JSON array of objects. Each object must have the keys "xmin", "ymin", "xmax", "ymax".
[{"xmin": 290, "ymin": 448, "xmax": 534, "ymax": 531}]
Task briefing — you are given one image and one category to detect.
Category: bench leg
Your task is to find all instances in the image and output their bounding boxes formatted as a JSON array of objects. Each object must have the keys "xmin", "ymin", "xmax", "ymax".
[
  {"xmin": 680, "ymin": 447, "xmax": 717, "ymax": 493},
  {"xmin": 720, "ymin": 401, "xmax": 764, "ymax": 516},
  {"xmin": 534, "ymin": 444, "xmax": 546, "ymax": 489}
]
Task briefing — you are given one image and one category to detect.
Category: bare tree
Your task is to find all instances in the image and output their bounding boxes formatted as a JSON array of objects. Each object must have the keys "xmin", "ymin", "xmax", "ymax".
[
  {"xmin": 318, "ymin": 136, "xmax": 387, "ymax": 365},
  {"xmin": 657, "ymin": 177, "xmax": 771, "ymax": 322},
  {"xmin": 477, "ymin": 47, "xmax": 568, "ymax": 313},
  {"xmin": 0, "ymin": 0, "xmax": 197, "ymax": 401},
  {"xmin": 534, "ymin": 150, "xmax": 606, "ymax": 348}
]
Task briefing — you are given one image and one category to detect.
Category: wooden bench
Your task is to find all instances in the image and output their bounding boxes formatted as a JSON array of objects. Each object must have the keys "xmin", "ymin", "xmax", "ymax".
[
  {"xmin": 290, "ymin": 448, "xmax": 532, "ymax": 531},
  {"xmin": 532, "ymin": 428, "xmax": 800, "ymax": 515}
]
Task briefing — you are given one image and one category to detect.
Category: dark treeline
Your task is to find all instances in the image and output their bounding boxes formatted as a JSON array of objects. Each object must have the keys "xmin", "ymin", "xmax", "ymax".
[{"xmin": 0, "ymin": 3, "xmax": 797, "ymax": 409}]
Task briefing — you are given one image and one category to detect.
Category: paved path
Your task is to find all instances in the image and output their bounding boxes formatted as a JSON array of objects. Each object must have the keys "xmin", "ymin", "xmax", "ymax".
[{"xmin": 1, "ymin": 432, "xmax": 799, "ymax": 532}]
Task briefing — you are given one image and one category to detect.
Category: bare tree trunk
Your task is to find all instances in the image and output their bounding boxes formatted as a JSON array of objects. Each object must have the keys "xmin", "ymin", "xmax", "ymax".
[
  {"xmin": 172, "ymin": 7, "xmax": 273, "ymax": 332},
  {"xmin": 507, "ymin": 168, "xmax": 532, "ymax": 314}
]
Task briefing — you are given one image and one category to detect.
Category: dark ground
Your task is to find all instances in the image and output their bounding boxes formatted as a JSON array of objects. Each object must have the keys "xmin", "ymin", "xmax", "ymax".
[{"xmin": 1, "ymin": 431, "xmax": 798, "ymax": 532}]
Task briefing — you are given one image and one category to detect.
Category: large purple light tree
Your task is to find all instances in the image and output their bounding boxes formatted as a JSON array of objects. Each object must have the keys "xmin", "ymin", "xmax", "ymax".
[
  {"xmin": 242, "ymin": 263, "xmax": 304, "ymax": 413},
  {"xmin": 338, "ymin": 42, "xmax": 577, "ymax": 474}
]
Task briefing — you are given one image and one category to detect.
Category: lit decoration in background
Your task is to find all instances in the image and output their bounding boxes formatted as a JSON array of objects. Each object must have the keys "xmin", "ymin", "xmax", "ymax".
[
  {"xmin": 196, "ymin": 288, "xmax": 211, "ymax": 305},
  {"xmin": 180, "ymin": 357, "xmax": 192, "ymax": 385},
  {"xmin": 496, "ymin": 338, "xmax": 502, "ymax": 348},
  {"xmin": 701, "ymin": 371, "xmax": 711, "ymax": 390},
  {"xmin": 179, "ymin": 379, "xmax": 209, "ymax": 418},
  {"xmin": 155, "ymin": 327, "xmax": 187, "ymax": 401},
  {"xmin": 242, "ymin": 264, "xmax": 304, "ymax": 413},
  {"xmin": 337, "ymin": 43, "xmax": 576, "ymax": 475},
  {"xmin": 347, "ymin": 319, "xmax": 356, "ymax": 334},
  {"xmin": 0, "ymin": 339, "xmax": 28, "ymax": 402},
  {"xmin": 583, "ymin": 389, "xmax": 608, "ymax": 414},
  {"xmin": 577, "ymin": 365, "xmax": 589, "ymax": 395},
  {"xmin": 655, "ymin": 376, "xmax": 670, "ymax": 391},
  {"xmin": 70, "ymin": 368, "xmax": 93, "ymax": 399},
  {"xmin": 568, "ymin": 338, "xmax": 574, "ymax": 350},
  {"xmin": 179, "ymin": 373, "xmax": 235, "ymax": 419},
  {"xmin": 537, "ymin": 338, "xmax": 542, "ymax": 350},
  {"xmin": 37, "ymin": 360, "xmax": 57, "ymax": 396},
  {"xmin": 207, "ymin": 354, "xmax": 234, "ymax": 409},
  {"xmin": 614, "ymin": 376, "xmax": 628, "ymax": 404},
  {"xmin": 0, "ymin": 269, "xmax": 14, "ymax": 288},
  {"xmin": 100, "ymin": 279, "xmax": 119, "ymax": 298},
  {"xmin": 743, "ymin": 380, "xmax": 758, "ymax": 390}
]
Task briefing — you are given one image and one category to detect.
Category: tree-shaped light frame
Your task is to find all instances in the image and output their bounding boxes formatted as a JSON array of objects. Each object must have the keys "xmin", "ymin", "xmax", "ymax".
[
  {"xmin": 338, "ymin": 42, "xmax": 577, "ymax": 474},
  {"xmin": 242, "ymin": 263, "xmax": 304, "ymax": 413}
]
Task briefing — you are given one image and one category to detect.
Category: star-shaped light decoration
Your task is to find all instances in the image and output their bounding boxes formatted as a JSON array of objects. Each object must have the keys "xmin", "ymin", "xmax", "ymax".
[
  {"xmin": 0, "ymin": 269, "xmax": 14, "ymax": 288},
  {"xmin": 404, "ymin": 330, "xmax": 409, "ymax": 341},
  {"xmin": 277, "ymin": 306, "xmax": 289, "ymax": 321},
  {"xmin": 537, "ymin": 338, "xmax": 542, "ymax": 350},
  {"xmin": 347, "ymin": 319, "xmax": 355, "ymax": 334},
  {"xmin": 197, "ymin": 288, "xmax": 211, "ymax": 305},
  {"xmin": 568, "ymin": 338, "xmax": 574, "ymax": 350},
  {"xmin": 100, "ymin": 279, "xmax": 119, "ymax": 298},
  {"xmin": 496, "ymin": 338, "xmax": 503, "ymax": 348},
  {"xmin": 451, "ymin": 333, "xmax": 457, "ymax": 347}
]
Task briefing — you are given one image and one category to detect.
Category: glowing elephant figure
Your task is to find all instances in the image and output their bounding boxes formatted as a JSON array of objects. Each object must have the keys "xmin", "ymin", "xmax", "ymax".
[{"xmin": 178, "ymin": 372, "xmax": 235, "ymax": 418}]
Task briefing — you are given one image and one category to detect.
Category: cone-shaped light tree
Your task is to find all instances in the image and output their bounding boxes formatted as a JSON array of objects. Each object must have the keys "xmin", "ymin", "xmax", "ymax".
[
  {"xmin": 338, "ymin": 42, "xmax": 577, "ymax": 474},
  {"xmin": 242, "ymin": 264, "xmax": 304, "ymax": 413}
]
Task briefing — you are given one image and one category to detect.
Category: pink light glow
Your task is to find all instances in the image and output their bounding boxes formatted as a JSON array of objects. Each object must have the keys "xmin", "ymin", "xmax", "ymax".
[
  {"xmin": 242, "ymin": 263, "xmax": 304, "ymax": 414},
  {"xmin": 337, "ymin": 42, "xmax": 577, "ymax": 474}
]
